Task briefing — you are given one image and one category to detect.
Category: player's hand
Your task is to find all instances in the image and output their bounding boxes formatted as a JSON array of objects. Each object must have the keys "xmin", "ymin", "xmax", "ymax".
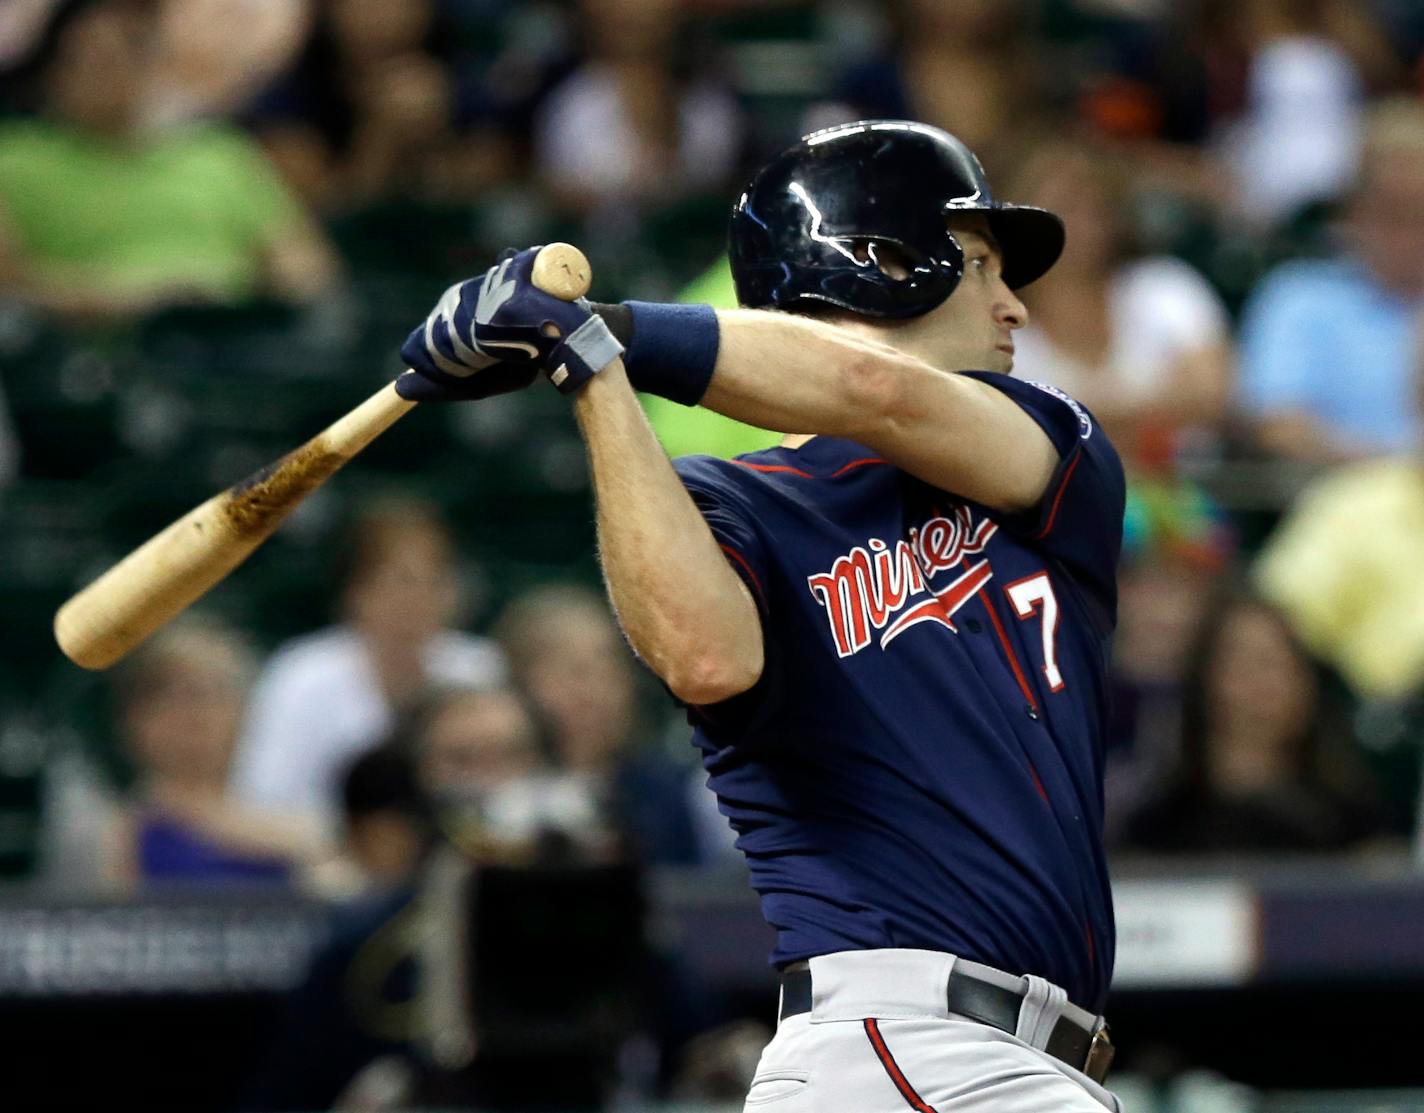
[
  {"xmin": 397, "ymin": 247, "xmax": 622, "ymax": 399},
  {"xmin": 393, "ymin": 358, "xmax": 538, "ymax": 403},
  {"xmin": 396, "ymin": 268, "xmax": 534, "ymax": 402}
]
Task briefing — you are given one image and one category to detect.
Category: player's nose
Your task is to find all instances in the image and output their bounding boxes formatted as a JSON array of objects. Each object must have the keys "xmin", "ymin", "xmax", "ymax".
[{"xmin": 996, "ymin": 282, "xmax": 1028, "ymax": 330}]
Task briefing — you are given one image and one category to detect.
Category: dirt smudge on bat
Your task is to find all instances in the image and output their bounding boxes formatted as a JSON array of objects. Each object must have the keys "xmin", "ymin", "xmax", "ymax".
[{"xmin": 223, "ymin": 443, "xmax": 346, "ymax": 536}]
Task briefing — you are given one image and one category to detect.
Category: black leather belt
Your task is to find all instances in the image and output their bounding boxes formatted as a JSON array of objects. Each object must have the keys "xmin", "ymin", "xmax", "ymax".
[{"xmin": 778, "ymin": 964, "xmax": 1114, "ymax": 1085}]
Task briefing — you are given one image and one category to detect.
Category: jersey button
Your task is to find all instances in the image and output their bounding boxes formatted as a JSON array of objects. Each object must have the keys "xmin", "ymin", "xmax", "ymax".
[{"xmin": 1025, "ymin": 705, "xmax": 1039, "ymax": 721}]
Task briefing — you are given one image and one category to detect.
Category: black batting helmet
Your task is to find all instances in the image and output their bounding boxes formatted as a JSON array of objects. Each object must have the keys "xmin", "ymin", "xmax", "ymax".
[{"xmin": 729, "ymin": 120, "xmax": 1065, "ymax": 319}]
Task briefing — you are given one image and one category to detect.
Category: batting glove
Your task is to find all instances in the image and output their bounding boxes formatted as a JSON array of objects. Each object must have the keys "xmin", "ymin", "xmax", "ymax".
[{"xmin": 397, "ymin": 247, "xmax": 623, "ymax": 400}]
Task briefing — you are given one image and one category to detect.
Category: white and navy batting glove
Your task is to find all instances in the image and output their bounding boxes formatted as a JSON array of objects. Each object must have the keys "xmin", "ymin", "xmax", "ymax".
[{"xmin": 396, "ymin": 247, "xmax": 623, "ymax": 401}]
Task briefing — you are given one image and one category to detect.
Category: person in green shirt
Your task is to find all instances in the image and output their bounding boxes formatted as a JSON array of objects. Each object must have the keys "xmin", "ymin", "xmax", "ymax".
[{"xmin": 0, "ymin": 0, "xmax": 339, "ymax": 321}]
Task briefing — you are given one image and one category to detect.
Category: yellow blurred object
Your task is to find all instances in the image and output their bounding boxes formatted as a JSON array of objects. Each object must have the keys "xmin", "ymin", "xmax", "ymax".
[
  {"xmin": 1253, "ymin": 457, "xmax": 1424, "ymax": 699},
  {"xmin": 638, "ymin": 255, "xmax": 782, "ymax": 459}
]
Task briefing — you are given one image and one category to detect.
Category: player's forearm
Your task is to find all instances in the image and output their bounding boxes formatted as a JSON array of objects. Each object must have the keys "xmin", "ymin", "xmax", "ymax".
[
  {"xmin": 698, "ymin": 309, "xmax": 907, "ymax": 436},
  {"xmin": 574, "ymin": 360, "xmax": 763, "ymax": 703},
  {"xmin": 702, "ymin": 310, "xmax": 1056, "ymax": 511}
]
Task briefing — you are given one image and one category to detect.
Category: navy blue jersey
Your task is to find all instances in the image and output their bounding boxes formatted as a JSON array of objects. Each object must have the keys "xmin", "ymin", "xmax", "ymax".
[{"xmin": 673, "ymin": 373, "xmax": 1125, "ymax": 1011}]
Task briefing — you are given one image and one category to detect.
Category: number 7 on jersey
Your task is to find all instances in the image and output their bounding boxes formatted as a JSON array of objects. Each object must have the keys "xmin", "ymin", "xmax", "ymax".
[{"xmin": 1004, "ymin": 572, "xmax": 1064, "ymax": 692}]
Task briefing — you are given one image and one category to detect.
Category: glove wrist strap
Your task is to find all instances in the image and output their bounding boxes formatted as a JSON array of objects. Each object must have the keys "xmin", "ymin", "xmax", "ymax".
[{"xmin": 547, "ymin": 314, "xmax": 625, "ymax": 394}]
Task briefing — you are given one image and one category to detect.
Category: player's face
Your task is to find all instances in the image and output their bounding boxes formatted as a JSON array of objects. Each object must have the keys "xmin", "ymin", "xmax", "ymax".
[{"xmin": 904, "ymin": 216, "xmax": 1028, "ymax": 374}]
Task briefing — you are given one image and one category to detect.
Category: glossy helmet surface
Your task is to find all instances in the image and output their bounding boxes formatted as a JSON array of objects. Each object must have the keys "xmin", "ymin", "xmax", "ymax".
[{"xmin": 729, "ymin": 120, "xmax": 1065, "ymax": 318}]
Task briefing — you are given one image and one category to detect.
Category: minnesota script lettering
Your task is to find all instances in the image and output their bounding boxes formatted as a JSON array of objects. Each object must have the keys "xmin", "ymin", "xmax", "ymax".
[{"xmin": 806, "ymin": 507, "xmax": 1000, "ymax": 657}]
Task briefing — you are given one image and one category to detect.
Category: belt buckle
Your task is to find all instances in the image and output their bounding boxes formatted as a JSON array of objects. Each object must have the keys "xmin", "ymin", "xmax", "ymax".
[{"xmin": 1083, "ymin": 1022, "xmax": 1114, "ymax": 1084}]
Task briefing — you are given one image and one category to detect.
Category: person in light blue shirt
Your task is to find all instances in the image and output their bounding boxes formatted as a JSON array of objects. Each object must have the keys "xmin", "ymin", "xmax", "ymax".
[{"xmin": 1238, "ymin": 98, "xmax": 1424, "ymax": 462}]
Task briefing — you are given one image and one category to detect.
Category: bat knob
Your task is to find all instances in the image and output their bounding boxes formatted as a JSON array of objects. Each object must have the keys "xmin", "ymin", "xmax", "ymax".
[{"xmin": 531, "ymin": 243, "xmax": 592, "ymax": 301}]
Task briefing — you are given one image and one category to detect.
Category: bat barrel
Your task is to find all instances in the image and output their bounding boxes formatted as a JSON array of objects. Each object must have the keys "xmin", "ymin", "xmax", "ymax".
[{"xmin": 53, "ymin": 493, "xmax": 258, "ymax": 670}]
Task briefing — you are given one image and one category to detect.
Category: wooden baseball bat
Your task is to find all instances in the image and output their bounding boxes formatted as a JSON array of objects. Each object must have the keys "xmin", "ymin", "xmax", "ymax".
[{"xmin": 54, "ymin": 242, "xmax": 592, "ymax": 670}]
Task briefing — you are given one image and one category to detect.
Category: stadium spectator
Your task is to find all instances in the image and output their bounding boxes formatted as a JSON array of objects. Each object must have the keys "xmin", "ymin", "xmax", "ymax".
[
  {"xmin": 141, "ymin": 0, "xmax": 310, "ymax": 129},
  {"xmin": 1008, "ymin": 140, "xmax": 1234, "ymax": 467},
  {"xmin": 243, "ymin": 681, "xmax": 660, "ymax": 1113},
  {"xmin": 1103, "ymin": 482, "xmax": 1235, "ymax": 844},
  {"xmin": 1258, "ymin": 449, "xmax": 1424, "ymax": 703},
  {"xmin": 320, "ymin": 743, "xmax": 433, "ymax": 898},
  {"xmin": 410, "ymin": 684, "xmax": 616, "ymax": 863},
  {"xmin": 0, "ymin": 0, "xmax": 60, "ymax": 73},
  {"xmin": 494, "ymin": 582, "xmax": 716, "ymax": 866},
  {"xmin": 245, "ymin": 0, "xmax": 510, "ymax": 208},
  {"xmin": 1218, "ymin": 0, "xmax": 1388, "ymax": 228},
  {"xmin": 1251, "ymin": 438, "xmax": 1424, "ymax": 854},
  {"xmin": 531, "ymin": 0, "xmax": 743, "ymax": 213},
  {"xmin": 231, "ymin": 496, "xmax": 504, "ymax": 836},
  {"xmin": 0, "ymin": 0, "xmax": 339, "ymax": 320},
  {"xmin": 1254, "ymin": 452, "xmax": 1424, "ymax": 704},
  {"xmin": 1121, "ymin": 589, "xmax": 1387, "ymax": 854},
  {"xmin": 807, "ymin": 0, "xmax": 1045, "ymax": 174},
  {"xmin": 1237, "ymin": 96, "xmax": 1424, "ymax": 461},
  {"xmin": 105, "ymin": 618, "xmax": 324, "ymax": 888}
]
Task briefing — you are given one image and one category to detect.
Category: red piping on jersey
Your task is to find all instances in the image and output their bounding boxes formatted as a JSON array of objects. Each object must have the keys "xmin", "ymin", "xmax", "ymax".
[
  {"xmin": 864, "ymin": 1019, "xmax": 938, "ymax": 1113},
  {"xmin": 1028, "ymin": 761, "xmax": 1050, "ymax": 804},
  {"xmin": 731, "ymin": 461, "xmax": 815, "ymax": 479},
  {"xmin": 718, "ymin": 544, "xmax": 767, "ymax": 610},
  {"xmin": 830, "ymin": 457, "xmax": 887, "ymax": 478},
  {"xmin": 979, "ymin": 583, "xmax": 1038, "ymax": 711},
  {"xmin": 1031, "ymin": 450, "xmax": 1081, "ymax": 540}
]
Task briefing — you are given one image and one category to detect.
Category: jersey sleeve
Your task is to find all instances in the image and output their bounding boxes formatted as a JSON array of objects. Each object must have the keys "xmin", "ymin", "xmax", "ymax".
[
  {"xmin": 671, "ymin": 454, "xmax": 785, "ymax": 738},
  {"xmin": 958, "ymin": 372, "xmax": 1126, "ymax": 631}
]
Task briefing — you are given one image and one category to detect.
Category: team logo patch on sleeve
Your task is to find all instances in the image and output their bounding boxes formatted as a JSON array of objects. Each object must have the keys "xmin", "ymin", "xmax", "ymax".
[{"xmin": 1025, "ymin": 382, "xmax": 1093, "ymax": 439}]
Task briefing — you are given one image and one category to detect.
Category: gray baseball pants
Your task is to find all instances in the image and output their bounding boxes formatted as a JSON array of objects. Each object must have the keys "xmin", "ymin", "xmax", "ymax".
[{"xmin": 744, "ymin": 949, "xmax": 1121, "ymax": 1112}]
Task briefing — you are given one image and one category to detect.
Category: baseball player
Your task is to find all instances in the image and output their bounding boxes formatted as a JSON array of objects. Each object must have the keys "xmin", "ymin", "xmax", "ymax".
[{"xmin": 399, "ymin": 120, "xmax": 1125, "ymax": 1112}]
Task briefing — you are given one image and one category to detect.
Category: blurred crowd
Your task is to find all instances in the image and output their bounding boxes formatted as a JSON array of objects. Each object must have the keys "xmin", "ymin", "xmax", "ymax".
[
  {"xmin": 3, "ymin": 0, "xmax": 1424, "ymax": 1105},
  {"xmin": 4, "ymin": 0, "xmax": 1424, "ymax": 906}
]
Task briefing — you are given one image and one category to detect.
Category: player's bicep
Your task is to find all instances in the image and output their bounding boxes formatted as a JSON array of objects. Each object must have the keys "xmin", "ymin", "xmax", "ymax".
[
  {"xmin": 686, "ymin": 567, "xmax": 784, "ymax": 735},
  {"xmin": 717, "ymin": 571, "xmax": 766, "ymax": 693},
  {"xmin": 880, "ymin": 366, "xmax": 1060, "ymax": 513},
  {"xmin": 951, "ymin": 375, "xmax": 1125, "ymax": 629}
]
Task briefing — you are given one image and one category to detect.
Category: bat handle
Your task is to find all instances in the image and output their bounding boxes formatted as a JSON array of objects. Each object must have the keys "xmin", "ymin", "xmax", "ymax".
[
  {"xmin": 531, "ymin": 242, "xmax": 592, "ymax": 301},
  {"xmin": 325, "ymin": 381, "xmax": 415, "ymax": 456}
]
